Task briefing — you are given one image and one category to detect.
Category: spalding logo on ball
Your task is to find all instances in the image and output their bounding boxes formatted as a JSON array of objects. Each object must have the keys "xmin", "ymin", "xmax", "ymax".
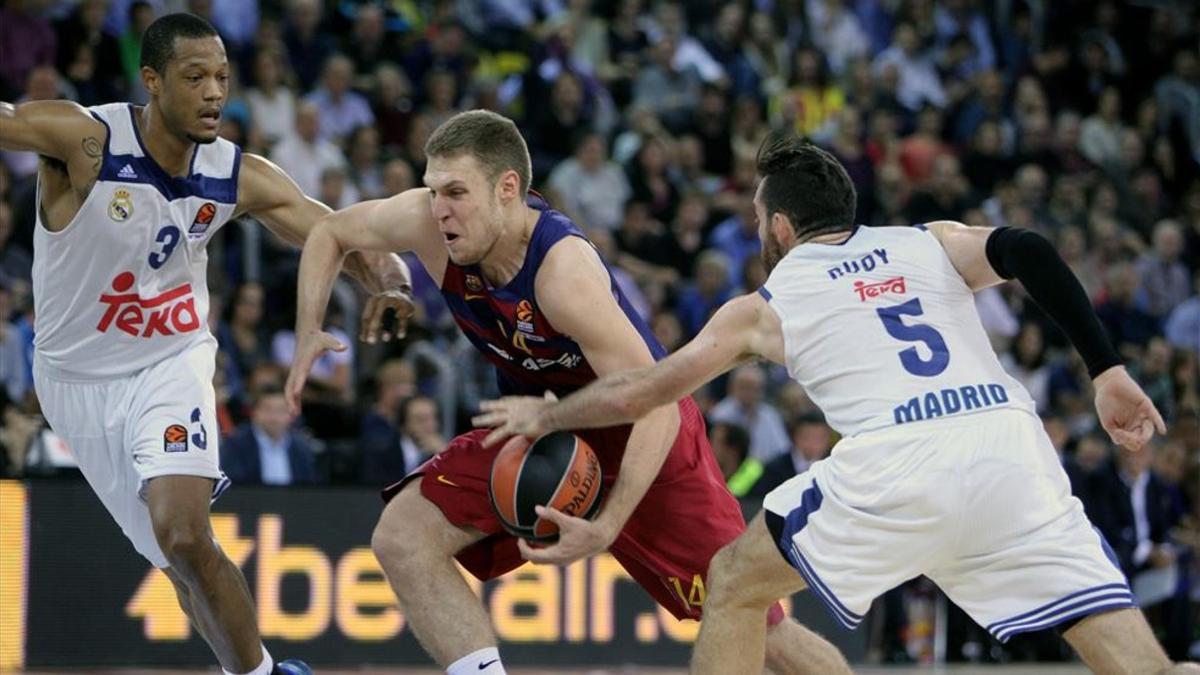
[{"xmin": 490, "ymin": 431, "xmax": 604, "ymax": 542}]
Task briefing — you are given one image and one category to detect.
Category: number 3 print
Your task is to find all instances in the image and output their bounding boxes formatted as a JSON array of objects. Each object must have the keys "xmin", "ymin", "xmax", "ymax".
[{"xmin": 148, "ymin": 225, "xmax": 181, "ymax": 269}]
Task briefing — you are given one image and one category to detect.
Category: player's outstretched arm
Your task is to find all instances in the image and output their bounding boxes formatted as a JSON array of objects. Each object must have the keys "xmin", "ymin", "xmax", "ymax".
[
  {"xmin": 477, "ymin": 289, "xmax": 779, "ymax": 441},
  {"xmin": 0, "ymin": 100, "xmax": 102, "ymax": 160},
  {"xmin": 928, "ymin": 220, "xmax": 1166, "ymax": 450},
  {"xmin": 285, "ymin": 187, "xmax": 442, "ymax": 413}
]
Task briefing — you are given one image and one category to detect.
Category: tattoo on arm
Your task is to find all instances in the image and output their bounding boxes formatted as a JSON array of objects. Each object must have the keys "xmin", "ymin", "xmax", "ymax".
[{"xmin": 82, "ymin": 136, "xmax": 101, "ymax": 174}]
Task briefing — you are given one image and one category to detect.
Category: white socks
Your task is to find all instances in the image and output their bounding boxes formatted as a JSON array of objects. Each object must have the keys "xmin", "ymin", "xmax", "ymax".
[
  {"xmin": 223, "ymin": 645, "xmax": 273, "ymax": 675},
  {"xmin": 447, "ymin": 646, "xmax": 506, "ymax": 674}
]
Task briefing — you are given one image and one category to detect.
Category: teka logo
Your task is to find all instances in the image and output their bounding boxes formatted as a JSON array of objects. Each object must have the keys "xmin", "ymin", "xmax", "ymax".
[{"xmin": 96, "ymin": 271, "xmax": 202, "ymax": 337}]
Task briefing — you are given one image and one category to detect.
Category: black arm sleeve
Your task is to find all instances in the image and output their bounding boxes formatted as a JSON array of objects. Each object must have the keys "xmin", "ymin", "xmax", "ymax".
[{"xmin": 985, "ymin": 227, "xmax": 1122, "ymax": 379}]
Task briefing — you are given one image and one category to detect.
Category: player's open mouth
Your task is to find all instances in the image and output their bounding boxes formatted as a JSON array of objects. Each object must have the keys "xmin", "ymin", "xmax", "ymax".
[
  {"xmin": 444, "ymin": 233, "xmax": 460, "ymax": 244},
  {"xmin": 199, "ymin": 110, "xmax": 221, "ymax": 128}
]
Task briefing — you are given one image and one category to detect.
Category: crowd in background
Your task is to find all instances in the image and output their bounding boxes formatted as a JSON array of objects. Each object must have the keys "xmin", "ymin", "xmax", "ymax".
[{"xmin": 0, "ymin": 0, "xmax": 1197, "ymax": 664}]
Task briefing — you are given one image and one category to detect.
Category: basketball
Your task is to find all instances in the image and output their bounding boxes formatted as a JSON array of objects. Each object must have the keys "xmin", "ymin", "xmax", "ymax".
[{"xmin": 489, "ymin": 432, "xmax": 604, "ymax": 542}]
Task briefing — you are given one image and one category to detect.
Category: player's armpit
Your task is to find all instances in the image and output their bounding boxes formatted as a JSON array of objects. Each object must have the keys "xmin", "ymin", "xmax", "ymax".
[
  {"xmin": 0, "ymin": 100, "xmax": 103, "ymax": 160},
  {"xmin": 924, "ymin": 220, "xmax": 1004, "ymax": 291}
]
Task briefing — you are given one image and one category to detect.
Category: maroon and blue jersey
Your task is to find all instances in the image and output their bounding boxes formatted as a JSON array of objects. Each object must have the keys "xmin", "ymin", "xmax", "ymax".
[{"xmin": 440, "ymin": 195, "xmax": 665, "ymax": 399}]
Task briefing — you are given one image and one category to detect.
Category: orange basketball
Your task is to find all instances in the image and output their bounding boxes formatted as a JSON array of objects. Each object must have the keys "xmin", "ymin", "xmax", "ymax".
[{"xmin": 489, "ymin": 432, "xmax": 604, "ymax": 542}]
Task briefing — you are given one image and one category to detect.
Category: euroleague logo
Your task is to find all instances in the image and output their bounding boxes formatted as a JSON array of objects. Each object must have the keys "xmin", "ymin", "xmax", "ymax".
[
  {"xmin": 163, "ymin": 424, "xmax": 188, "ymax": 453},
  {"xmin": 515, "ymin": 299, "xmax": 535, "ymax": 333},
  {"xmin": 96, "ymin": 271, "xmax": 202, "ymax": 338},
  {"xmin": 188, "ymin": 202, "xmax": 217, "ymax": 239}
]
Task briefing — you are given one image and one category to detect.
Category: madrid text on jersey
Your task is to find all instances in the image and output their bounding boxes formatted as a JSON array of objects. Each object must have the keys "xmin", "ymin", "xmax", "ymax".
[{"xmin": 892, "ymin": 382, "xmax": 1011, "ymax": 425}]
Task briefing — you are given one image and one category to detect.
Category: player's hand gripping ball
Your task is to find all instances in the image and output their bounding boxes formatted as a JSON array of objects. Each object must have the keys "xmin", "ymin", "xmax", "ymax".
[{"xmin": 489, "ymin": 431, "xmax": 604, "ymax": 542}]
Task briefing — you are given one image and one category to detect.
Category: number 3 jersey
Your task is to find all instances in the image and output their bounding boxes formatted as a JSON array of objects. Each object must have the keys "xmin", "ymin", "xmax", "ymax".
[
  {"xmin": 760, "ymin": 225, "xmax": 1034, "ymax": 438},
  {"xmin": 32, "ymin": 103, "xmax": 240, "ymax": 379}
]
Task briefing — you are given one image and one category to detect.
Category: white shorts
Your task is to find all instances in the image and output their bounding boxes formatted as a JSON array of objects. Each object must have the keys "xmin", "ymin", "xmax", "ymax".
[
  {"xmin": 762, "ymin": 408, "xmax": 1133, "ymax": 642},
  {"xmin": 33, "ymin": 339, "xmax": 228, "ymax": 568}
]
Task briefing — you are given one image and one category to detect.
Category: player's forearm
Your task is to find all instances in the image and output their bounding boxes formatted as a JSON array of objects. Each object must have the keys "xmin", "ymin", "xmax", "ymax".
[
  {"xmin": 985, "ymin": 227, "xmax": 1121, "ymax": 378},
  {"xmin": 342, "ymin": 251, "xmax": 412, "ymax": 295},
  {"xmin": 294, "ymin": 221, "xmax": 346, "ymax": 336},
  {"xmin": 592, "ymin": 403, "xmax": 679, "ymax": 534},
  {"xmin": 539, "ymin": 370, "xmax": 657, "ymax": 432}
]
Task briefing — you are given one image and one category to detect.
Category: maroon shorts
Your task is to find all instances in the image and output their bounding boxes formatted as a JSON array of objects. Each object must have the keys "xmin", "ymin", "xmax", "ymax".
[{"xmin": 382, "ymin": 398, "xmax": 766, "ymax": 621}]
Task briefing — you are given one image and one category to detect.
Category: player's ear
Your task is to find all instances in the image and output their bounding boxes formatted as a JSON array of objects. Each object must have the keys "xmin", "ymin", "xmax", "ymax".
[
  {"xmin": 142, "ymin": 66, "xmax": 161, "ymax": 97},
  {"xmin": 770, "ymin": 213, "xmax": 796, "ymax": 250},
  {"xmin": 496, "ymin": 169, "xmax": 521, "ymax": 204}
]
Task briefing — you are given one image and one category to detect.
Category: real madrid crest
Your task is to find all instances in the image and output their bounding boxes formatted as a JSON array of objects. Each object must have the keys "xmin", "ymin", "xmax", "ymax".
[{"xmin": 108, "ymin": 189, "xmax": 133, "ymax": 222}]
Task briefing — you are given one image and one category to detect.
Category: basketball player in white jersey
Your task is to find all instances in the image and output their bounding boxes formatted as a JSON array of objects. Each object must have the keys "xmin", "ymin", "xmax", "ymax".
[
  {"xmin": 475, "ymin": 138, "xmax": 1196, "ymax": 674},
  {"xmin": 0, "ymin": 14, "xmax": 412, "ymax": 675}
]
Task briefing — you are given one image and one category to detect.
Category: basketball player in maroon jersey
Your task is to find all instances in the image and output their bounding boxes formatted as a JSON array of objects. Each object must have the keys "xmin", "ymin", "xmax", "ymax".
[{"xmin": 287, "ymin": 110, "xmax": 851, "ymax": 674}]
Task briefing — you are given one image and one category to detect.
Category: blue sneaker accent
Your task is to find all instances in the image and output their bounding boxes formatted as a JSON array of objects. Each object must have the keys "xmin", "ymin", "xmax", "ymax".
[{"xmin": 274, "ymin": 659, "xmax": 312, "ymax": 675}]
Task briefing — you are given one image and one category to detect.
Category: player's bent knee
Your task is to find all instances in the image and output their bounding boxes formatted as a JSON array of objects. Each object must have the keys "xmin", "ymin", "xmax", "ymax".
[
  {"xmin": 156, "ymin": 523, "xmax": 219, "ymax": 574},
  {"xmin": 371, "ymin": 483, "xmax": 437, "ymax": 570},
  {"xmin": 705, "ymin": 544, "xmax": 760, "ymax": 609}
]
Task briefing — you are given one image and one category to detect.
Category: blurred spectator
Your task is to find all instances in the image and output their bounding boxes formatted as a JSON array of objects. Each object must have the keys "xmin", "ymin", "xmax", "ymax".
[
  {"xmin": 804, "ymin": 0, "xmax": 869, "ymax": 77},
  {"xmin": 1079, "ymin": 86, "xmax": 1125, "ymax": 168},
  {"xmin": 0, "ymin": 279, "xmax": 28, "ymax": 404},
  {"xmin": 318, "ymin": 165, "xmax": 360, "ymax": 210},
  {"xmin": 346, "ymin": 125, "xmax": 385, "ymax": 199},
  {"xmin": 360, "ymin": 364, "xmax": 444, "ymax": 484},
  {"xmin": 217, "ymin": 282, "xmax": 273, "ymax": 388},
  {"xmin": 3, "ymin": 66, "xmax": 66, "ymax": 182},
  {"xmin": 626, "ymin": 135, "xmax": 680, "ymax": 224},
  {"xmin": 752, "ymin": 412, "xmax": 832, "ymax": 498},
  {"xmin": 343, "ymin": 3, "xmax": 401, "ymax": 77},
  {"xmin": 245, "ymin": 48, "xmax": 297, "ymax": 147},
  {"xmin": 222, "ymin": 386, "xmax": 320, "ymax": 485},
  {"xmin": 117, "ymin": 1, "xmax": 154, "ymax": 103},
  {"xmin": 1087, "ymin": 441, "xmax": 1191, "ymax": 659},
  {"xmin": 898, "ymin": 106, "xmax": 953, "ymax": 185},
  {"xmin": 872, "ymin": 22, "xmax": 946, "ymax": 112},
  {"xmin": 306, "ymin": 54, "xmax": 375, "ymax": 143},
  {"xmin": 708, "ymin": 421, "xmax": 759, "ymax": 497},
  {"xmin": 633, "ymin": 36, "xmax": 700, "ymax": 133},
  {"xmin": 0, "ymin": 0, "xmax": 57, "ymax": 99},
  {"xmin": 1001, "ymin": 322, "xmax": 1052, "ymax": 413},
  {"xmin": 547, "ymin": 132, "xmax": 631, "ymax": 232},
  {"xmin": 1137, "ymin": 220, "xmax": 1191, "ymax": 319},
  {"xmin": 1097, "ymin": 261, "xmax": 1162, "ymax": 357},
  {"xmin": 270, "ymin": 101, "xmax": 349, "ymax": 198},
  {"xmin": 402, "ymin": 19, "xmax": 470, "ymax": 100},
  {"xmin": 707, "ymin": 192, "xmax": 759, "ymax": 287},
  {"xmin": 674, "ymin": 249, "xmax": 729, "ymax": 338},
  {"xmin": 773, "ymin": 47, "xmax": 843, "ymax": 141},
  {"xmin": 710, "ymin": 364, "xmax": 790, "ymax": 463},
  {"xmin": 283, "ymin": 0, "xmax": 335, "ymax": 92},
  {"xmin": 742, "ymin": 11, "xmax": 788, "ymax": 98},
  {"xmin": 380, "ymin": 157, "xmax": 416, "ymax": 196},
  {"xmin": 903, "ymin": 154, "xmax": 972, "ymax": 224},
  {"xmin": 1164, "ymin": 272, "xmax": 1200, "ymax": 356},
  {"xmin": 0, "ymin": 203, "xmax": 31, "ymax": 285},
  {"xmin": 529, "ymin": 72, "xmax": 597, "ymax": 176},
  {"xmin": 371, "ymin": 63, "xmax": 415, "ymax": 151},
  {"xmin": 54, "ymin": 0, "xmax": 125, "ymax": 105}
]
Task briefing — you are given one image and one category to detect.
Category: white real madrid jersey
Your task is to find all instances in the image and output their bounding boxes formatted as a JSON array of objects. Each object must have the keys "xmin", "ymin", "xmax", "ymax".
[
  {"xmin": 760, "ymin": 225, "xmax": 1035, "ymax": 437},
  {"xmin": 33, "ymin": 103, "xmax": 240, "ymax": 379}
]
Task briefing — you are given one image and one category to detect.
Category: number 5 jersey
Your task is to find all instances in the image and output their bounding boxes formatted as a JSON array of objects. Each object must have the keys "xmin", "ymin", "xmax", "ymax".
[{"xmin": 758, "ymin": 224, "xmax": 1035, "ymax": 438}]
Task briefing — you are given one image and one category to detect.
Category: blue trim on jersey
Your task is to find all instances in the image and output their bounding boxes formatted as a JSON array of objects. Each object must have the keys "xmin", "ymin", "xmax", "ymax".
[
  {"xmin": 986, "ymin": 583, "xmax": 1134, "ymax": 642},
  {"xmin": 102, "ymin": 104, "xmax": 239, "ymax": 204},
  {"xmin": 1092, "ymin": 526, "xmax": 1123, "ymax": 573},
  {"xmin": 914, "ymin": 223, "xmax": 928, "ymax": 231},
  {"xmin": 757, "ymin": 286, "xmax": 772, "ymax": 301}
]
